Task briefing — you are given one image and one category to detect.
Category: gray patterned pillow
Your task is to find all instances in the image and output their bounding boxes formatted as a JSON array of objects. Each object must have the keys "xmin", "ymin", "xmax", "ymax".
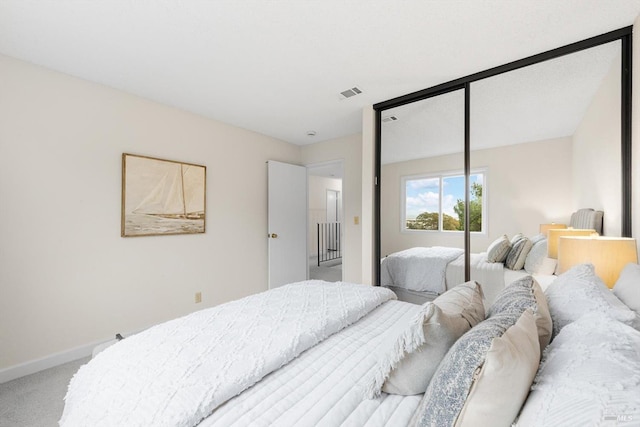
[
  {"xmin": 411, "ymin": 310, "xmax": 536, "ymax": 426},
  {"xmin": 489, "ymin": 275, "xmax": 552, "ymax": 350},
  {"xmin": 486, "ymin": 235, "xmax": 511, "ymax": 263},
  {"xmin": 505, "ymin": 236, "xmax": 533, "ymax": 270}
]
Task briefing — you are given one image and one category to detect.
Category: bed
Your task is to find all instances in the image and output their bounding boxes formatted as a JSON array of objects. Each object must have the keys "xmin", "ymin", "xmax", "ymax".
[
  {"xmin": 60, "ymin": 270, "xmax": 640, "ymax": 427},
  {"xmin": 381, "ymin": 209, "xmax": 604, "ymax": 309},
  {"xmin": 380, "ymin": 249, "xmax": 506, "ymax": 308}
]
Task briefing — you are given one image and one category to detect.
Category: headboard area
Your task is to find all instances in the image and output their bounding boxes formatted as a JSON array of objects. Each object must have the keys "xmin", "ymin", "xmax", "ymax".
[{"xmin": 570, "ymin": 208, "xmax": 604, "ymax": 234}]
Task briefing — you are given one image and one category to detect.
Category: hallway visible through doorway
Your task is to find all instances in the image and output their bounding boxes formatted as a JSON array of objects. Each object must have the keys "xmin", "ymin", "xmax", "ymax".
[{"xmin": 307, "ymin": 161, "xmax": 343, "ymax": 282}]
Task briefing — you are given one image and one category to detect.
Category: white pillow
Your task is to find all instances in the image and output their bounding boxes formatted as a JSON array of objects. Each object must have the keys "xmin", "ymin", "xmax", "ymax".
[
  {"xmin": 517, "ymin": 312, "xmax": 640, "ymax": 426},
  {"xmin": 524, "ymin": 239, "xmax": 549, "ymax": 274},
  {"xmin": 379, "ymin": 304, "xmax": 472, "ymax": 396},
  {"xmin": 367, "ymin": 281, "xmax": 485, "ymax": 397},
  {"xmin": 545, "ymin": 263, "xmax": 637, "ymax": 338},
  {"xmin": 613, "ymin": 263, "xmax": 640, "ymax": 313}
]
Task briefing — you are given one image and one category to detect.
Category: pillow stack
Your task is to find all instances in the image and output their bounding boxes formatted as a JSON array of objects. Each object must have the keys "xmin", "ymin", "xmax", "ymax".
[
  {"xmin": 410, "ymin": 275, "xmax": 552, "ymax": 427},
  {"xmin": 485, "ymin": 232, "xmax": 557, "ymax": 274},
  {"xmin": 366, "ymin": 281, "xmax": 485, "ymax": 398},
  {"xmin": 516, "ymin": 312, "xmax": 640, "ymax": 426},
  {"xmin": 545, "ymin": 263, "xmax": 638, "ymax": 338},
  {"xmin": 411, "ymin": 310, "xmax": 539, "ymax": 427}
]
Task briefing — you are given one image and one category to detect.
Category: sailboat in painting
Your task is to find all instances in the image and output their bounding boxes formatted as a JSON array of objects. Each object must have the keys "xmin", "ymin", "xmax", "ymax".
[
  {"xmin": 133, "ymin": 164, "xmax": 205, "ymax": 220},
  {"xmin": 122, "ymin": 154, "xmax": 206, "ymax": 237}
]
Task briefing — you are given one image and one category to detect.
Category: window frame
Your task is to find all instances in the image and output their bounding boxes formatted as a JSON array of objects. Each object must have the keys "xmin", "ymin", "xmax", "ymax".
[{"xmin": 401, "ymin": 168, "xmax": 487, "ymax": 234}]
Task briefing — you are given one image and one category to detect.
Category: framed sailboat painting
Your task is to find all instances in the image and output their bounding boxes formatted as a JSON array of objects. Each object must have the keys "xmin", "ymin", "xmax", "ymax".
[{"xmin": 121, "ymin": 153, "xmax": 206, "ymax": 237}]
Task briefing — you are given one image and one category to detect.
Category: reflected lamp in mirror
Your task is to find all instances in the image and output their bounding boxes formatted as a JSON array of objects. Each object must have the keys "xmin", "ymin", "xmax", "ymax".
[
  {"xmin": 547, "ymin": 228, "xmax": 597, "ymax": 259},
  {"xmin": 557, "ymin": 236, "xmax": 638, "ymax": 288},
  {"xmin": 539, "ymin": 223, "xmax": 567, "ymax": 237}
]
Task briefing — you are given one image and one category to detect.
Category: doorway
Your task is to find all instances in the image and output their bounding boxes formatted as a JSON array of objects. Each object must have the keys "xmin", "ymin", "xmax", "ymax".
[{"xmin": 307, "ymin": 160, "xmax": 343, "ymax": 282}]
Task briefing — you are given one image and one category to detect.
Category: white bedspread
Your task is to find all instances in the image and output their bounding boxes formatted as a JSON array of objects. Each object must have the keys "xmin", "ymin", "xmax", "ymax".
[
  {"xmin": 60, "ymin": 281, "xmax": 395, "ymax": 427},
  {"xmin": 200, "ymin": 300, "xmax": 423, "ymax": 426},
  {"xmin": 446, "ymin": 252, "xmax": 505, "ymax": 308},
  {"xmin": 380, "ymin": 247, "xmax": 464, "ymax": 293}
]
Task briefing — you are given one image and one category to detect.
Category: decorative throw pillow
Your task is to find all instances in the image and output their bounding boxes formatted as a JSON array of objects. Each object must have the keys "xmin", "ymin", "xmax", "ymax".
[
  {"xmin": 545, "ymin": 263, "xmax": 637, "ymax": 338},
  {"xmin": 486, "ymin": 235, "xmax": 511, "ymax": 263},
  {"xmin": 505, "ymin": 237, "xmax": 533, "ymax": 270},
  {"xmin": 489, "ymin": 276, "xmax": 552, "ymax": 351},
  {"xmin": 524, "ymin": 239, "xmax": 556, "ymax": 275},
  {"xmin": 411, "ymin": 310, "xmax": 539, "ymax": 427},
  {"xmin": 516, "ymin": 312, "xmax": 640, "ymax": 426},
  {"xmin": 613, "ymin": 263, "xmax": 640, "ymax": 313},
  {"xmin": 368, "ymin": 281, "xmax": 485, "ymax": 397},
  {"xmin": 510, "ymin": 233, "xmax": 524, "ymax": 245}
]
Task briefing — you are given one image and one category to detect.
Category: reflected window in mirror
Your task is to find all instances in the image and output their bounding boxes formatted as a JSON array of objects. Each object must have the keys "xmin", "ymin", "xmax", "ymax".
[{"xmin": 402, "ymin": 170, "xmax": 486, "ymax": 233}]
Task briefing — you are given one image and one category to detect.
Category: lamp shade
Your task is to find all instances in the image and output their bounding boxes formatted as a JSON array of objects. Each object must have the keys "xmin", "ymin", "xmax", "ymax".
[
  {"xmin": 547, "ymin": 228, "xmax": 596, "ymax": 259},
  {"xmin": 539, "ymin": 223, "xmax": 567, "ymax": 236},
  {"xmin": 557, "ymin": 236, "xmax": 638, "ymax": 288}
]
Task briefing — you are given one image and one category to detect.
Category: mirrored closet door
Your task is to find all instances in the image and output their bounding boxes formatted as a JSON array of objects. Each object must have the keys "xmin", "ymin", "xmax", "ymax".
[{"xmin": 375, "ymin": 28, "xmax": 631, "ymax": 289}]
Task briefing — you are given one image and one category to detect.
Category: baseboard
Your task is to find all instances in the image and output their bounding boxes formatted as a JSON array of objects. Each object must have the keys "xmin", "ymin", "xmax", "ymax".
[
  {"xmin": 0, "ymin": 328, "xmax": 146, "ymax": 384},
  {"xmin": 0, "ymin": 339, "xmax": 101, "ymax": 384}
]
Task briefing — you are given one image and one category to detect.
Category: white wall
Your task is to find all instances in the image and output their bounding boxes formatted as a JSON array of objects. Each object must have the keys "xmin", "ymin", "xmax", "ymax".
[
  {"xmin": 0, "ymin": 55, "xmax": 301, "ymax": 372},
  {"xmin": 307, "ymin": 175, "xmax": 342, "ymax": 255},
  {"xmin": 380, "ymin": 137, "xmax": 574, "ymax": 255},
  {"xmin": 573, "ymin": 52, "xmax": 621, "ymax": 236},
  {"xmin": 301, "ymin": 134, "xmax": 363, "ymax": 284}
]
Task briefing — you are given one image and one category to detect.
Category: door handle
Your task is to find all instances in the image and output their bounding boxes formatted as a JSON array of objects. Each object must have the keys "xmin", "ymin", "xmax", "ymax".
[{"xmin": 269, "ymin": 233, "xmax": 278, "ymax": 238}]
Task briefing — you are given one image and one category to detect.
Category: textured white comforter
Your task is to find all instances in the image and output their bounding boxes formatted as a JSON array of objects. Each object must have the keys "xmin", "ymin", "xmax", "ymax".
[
  {"xmin": 60, "ymin": 281, "xmax": 395, "ymax": 427},
  {"xmin": 201, "ymin": 300, "xmax": 423, "ymax": 426}
]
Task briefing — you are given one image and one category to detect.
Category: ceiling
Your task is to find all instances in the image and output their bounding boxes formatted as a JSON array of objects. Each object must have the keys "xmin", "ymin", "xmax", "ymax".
[
  {"xmin": 1, "ymin": 1, "xmax": 640, "ymax": 146},
  {"xmin": 381, "ymin": 40, "xmax": 621, "ymax": 164}
]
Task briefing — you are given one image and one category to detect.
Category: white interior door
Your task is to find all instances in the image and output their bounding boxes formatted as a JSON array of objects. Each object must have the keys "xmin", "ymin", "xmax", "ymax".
[{"xmin": 268, "ymin": 160, "xmax": 308, "ymax": 288}]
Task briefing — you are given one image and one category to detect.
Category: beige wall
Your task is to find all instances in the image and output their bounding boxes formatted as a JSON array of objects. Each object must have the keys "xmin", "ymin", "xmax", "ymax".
[
  {"xmin": 301, "ymin": 134, "xmax": 363, "ymax": 283},
  {"xmin": 573, "ymin": 52, "xmax": 622, "ymax": 236},
  {"xmin": 0, "ymin": 55, "xmax": 301, "ymax": 372},
  {"xmin": 380, "ymin": 137, "xmax": 574, "ymax": 255}
]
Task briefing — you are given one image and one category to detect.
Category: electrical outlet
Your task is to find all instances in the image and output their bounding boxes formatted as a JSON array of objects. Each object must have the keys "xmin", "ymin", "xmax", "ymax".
[
  {"xmin": 195, "ymin": 292, "xmax": 202, "ymax": 303},
  {"xmin": 354, "ymin": 216, "xmax": 360, "ymax": 225}
]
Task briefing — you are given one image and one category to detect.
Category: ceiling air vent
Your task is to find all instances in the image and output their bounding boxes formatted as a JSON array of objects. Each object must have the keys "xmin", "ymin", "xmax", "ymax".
[
  {"xmin": 339, "ymin": 86, "xmax": 363, "ymax": 100},
  {"xmin": 382, "ymin": 116, "xmax": 398, "ymax": 123}
]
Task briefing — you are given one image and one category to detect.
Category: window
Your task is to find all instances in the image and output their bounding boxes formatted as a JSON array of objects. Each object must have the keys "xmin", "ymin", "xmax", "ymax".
[{"xmin": 403, "ymin": 171, "xmax": 485, "ymax": 232}]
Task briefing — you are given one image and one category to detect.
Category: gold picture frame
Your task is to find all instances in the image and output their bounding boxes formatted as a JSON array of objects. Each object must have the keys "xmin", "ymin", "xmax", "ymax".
[{"xmin": 121, "ymin": 153, "xmax": 206, "ymax": 237}]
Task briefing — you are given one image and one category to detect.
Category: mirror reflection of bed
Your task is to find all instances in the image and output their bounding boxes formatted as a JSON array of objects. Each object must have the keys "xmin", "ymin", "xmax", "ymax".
[
  {"xmin": 381, "ymin": 208, "xmax": 604, "ymax": 310},
  {"xmin": 380, "ymin": 41, "xmax": 623, "ymax": 307}
]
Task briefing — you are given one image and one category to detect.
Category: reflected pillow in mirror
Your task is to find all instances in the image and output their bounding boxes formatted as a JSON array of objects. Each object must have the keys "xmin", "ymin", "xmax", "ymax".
[
  {"xmin": 505, "ymin": 236, "xmax": 533, "ymax": 270},
  {"xmin": 486, "ymin": 235, "xmax": 511, "ymax": 263},
  {"xmin": 524, "ymin": 238, "xmax": 556, "ymax": 275}
]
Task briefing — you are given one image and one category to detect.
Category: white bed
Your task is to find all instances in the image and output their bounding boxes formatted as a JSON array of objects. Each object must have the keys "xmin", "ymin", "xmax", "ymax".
[
  {"xmin": 60, "ymin": 270, "xmax": 639, "ymax": 427},
  {"xmin": 201, "ymin": 299, "xmax": 422, "ymax": 427},
  {"xmin": 381, "ymin": 250, "xmax": 507, "ymax": 308},
  {"xmin": 381, "ymin": 230, "xmax": 560, "ymax": 308},
  {"xmin": 60, "ymin": 281, "xmax": 421, "ymax": 427}
]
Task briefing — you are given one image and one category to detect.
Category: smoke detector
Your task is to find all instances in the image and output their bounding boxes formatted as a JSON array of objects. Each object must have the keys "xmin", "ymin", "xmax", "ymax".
[{"xmin": 339, "ymin": 86, "xmax": 363, "ymax": 100}]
